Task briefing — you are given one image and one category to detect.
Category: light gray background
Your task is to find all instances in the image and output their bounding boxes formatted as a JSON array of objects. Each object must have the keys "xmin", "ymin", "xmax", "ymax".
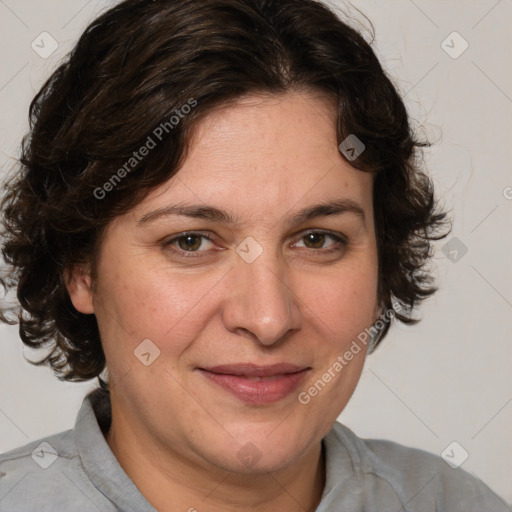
[{"xmin": 1, "ymin": 0, "xmax": 511, "ymax": 503}]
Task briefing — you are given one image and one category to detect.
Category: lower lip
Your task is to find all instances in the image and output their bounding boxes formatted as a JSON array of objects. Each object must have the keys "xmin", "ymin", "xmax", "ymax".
[{"xmin": 198, "ymin": 369, "xmax": 309, "ymax": 405}]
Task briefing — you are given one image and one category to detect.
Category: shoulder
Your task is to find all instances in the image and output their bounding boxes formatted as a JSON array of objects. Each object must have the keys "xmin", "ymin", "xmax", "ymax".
[
  {"xmin": 326, "ymin": 422, "xmax": 509, "ymax": 511},
  {"xmin": 0, "ymin": 429, "xmax": 78, "ymax": 480},
  {"xmin": 0, "ymin": 430, "xmax": 109, "ymax": 512}
]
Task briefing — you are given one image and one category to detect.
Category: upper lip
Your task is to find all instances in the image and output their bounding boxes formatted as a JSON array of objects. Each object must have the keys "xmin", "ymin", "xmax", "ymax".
[{"xmin": 199, "ymin": 363, "xmax": 309, "ymax": 377}]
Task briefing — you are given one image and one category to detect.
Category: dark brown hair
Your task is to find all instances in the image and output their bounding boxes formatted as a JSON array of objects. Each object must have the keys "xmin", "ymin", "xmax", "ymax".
[{"xmin": 0, "ymin": 0, "xmax": 448, "ymax": 387}]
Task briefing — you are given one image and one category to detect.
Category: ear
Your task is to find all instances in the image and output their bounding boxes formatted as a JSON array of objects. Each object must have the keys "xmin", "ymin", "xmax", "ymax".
[{"xmin": 64, "ymin": 264, "xmax": 95, "ymax": 314}]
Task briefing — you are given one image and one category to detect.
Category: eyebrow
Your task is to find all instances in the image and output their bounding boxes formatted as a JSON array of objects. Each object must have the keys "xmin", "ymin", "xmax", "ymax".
[{"xmin": 137, "ymin": 198, "xmax": 366, "ymax": 228}]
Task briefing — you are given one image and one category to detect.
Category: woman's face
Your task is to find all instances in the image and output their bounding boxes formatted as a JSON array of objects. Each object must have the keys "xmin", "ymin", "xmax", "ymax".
[{"xmin": 69, "ymin": 91, "xmax": 379, "ymax": 474}]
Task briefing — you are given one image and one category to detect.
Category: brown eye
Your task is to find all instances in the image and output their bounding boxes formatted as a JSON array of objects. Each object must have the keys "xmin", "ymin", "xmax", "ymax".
[
  {"xmin": 163, "ymin": 232, "xmax": 215, "ymax": 256},
  {"xmin": 295, "ymin": 230, "xmax": 347, "ymax": 252},
  {"xmin": 303, "ymin": 232, "xmax": 327, "ymax": 249},
  {"xmin": 176, "ymin": 234, "xmax": 203, "ymax": 251}
]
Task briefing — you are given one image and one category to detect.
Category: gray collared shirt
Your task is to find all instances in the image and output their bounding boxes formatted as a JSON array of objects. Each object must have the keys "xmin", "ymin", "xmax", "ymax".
[{"xmin": 1, "ymin": 389, "xmax": 509, "ymax": 511}]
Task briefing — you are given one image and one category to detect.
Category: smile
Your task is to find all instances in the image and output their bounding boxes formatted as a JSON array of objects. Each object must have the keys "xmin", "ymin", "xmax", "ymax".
[{"xmin": 197, "ymin": 363, "xmax": 311, "ymax": 405}]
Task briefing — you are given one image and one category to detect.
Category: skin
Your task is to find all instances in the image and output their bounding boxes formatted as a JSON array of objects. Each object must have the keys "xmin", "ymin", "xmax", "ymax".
[{"xmin": 66, "ymin": 90, "xmax": 379, "ymax": 512}]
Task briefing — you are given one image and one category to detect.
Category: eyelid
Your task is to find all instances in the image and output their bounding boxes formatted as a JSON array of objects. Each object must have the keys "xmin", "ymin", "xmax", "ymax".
[
  {"xmin": 162, "ymin": 231, "xmax": 223, "ymax": 260},
  {"xmin": 163, "ymin": 229, "xmax": 347, "ymax": 257},
  {"xmin": 167, "ymin": 231, "xmax": 214, "ymax": 242},
  {"xmin": 291, "ymin": 229, "xmax": 347, "ymax": 251}
]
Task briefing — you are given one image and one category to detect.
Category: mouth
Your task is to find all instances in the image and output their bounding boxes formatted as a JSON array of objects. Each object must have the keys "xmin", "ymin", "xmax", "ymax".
[{"xmin": 196, "ymin": 363, "xmax": 311, "ymax": 405}]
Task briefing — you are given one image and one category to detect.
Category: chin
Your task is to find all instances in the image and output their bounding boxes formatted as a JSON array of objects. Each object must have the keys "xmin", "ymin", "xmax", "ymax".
[
  {"xmin": 215, "ymin": 451, "xmax": 300, "ymax": 476},
  {"xmin": 201, "ymin": 431, "xmax": 313, "ymax": 475}
]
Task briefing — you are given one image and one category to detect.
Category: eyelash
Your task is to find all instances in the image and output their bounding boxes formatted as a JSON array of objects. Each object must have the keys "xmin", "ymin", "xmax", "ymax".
[{"xmin": 162, "ymin": 230, "xmax": 347, "ymax": 258}]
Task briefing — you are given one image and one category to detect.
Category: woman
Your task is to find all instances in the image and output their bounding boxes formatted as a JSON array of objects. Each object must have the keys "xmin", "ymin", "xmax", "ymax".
[{"xmin": 0, "ymin": 0, "xmax": 508, "ymax": 510}]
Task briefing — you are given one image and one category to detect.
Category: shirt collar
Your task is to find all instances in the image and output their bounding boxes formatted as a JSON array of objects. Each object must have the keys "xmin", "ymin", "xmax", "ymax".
[
  {"xmin": 317, "ymin": 421, "xmax": 367, "ymax": 509},
  {"xmin": 74, "ymin": 389, "xmax": 155, "ymax": 511}
]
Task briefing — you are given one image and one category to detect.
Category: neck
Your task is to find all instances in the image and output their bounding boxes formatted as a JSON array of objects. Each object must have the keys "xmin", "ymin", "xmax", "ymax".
[{"xmin": 105, "ymin": 404, "xmax": 326, "ymax": 512}]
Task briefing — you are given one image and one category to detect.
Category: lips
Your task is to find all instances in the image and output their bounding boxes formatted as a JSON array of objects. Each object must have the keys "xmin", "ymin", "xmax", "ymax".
[
  {"xmin": 201, "ymin": 363, "xmax": 307, "ymax": 377},
  {"xmin": 197, "ymin": 363, "xmax": 311, "ymax": 404}
]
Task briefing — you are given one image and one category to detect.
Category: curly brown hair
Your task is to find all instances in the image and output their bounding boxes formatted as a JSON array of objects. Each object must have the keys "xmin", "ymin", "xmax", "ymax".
[{"xmin": 0, "ymin": 0, "xmax": 448, "ymax": 388}]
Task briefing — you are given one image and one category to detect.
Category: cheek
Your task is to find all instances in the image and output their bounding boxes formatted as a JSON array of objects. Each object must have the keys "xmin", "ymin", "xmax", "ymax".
[
  {"xmin": 293, "ymin": 265, "xmax": 377, "ymax": 428},
  {"xmin": 304, "ymin": 262, "xmax": 378, "ymax": 343},
  {"xmin": 94, "ymin": 256, "xmax": 223, "ymax": 363}
]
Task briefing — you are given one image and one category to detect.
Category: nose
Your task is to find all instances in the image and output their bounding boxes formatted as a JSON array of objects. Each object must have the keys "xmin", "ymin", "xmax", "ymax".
[{"xmin": 222, "ymin": 250, "xmax": 302, "ymax": 347}]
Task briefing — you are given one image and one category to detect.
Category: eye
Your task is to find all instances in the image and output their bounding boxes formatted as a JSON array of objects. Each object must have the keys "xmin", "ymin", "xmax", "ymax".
[
  {"xmin": 163, "ymin": 232, "xmax": 215, "ymax": 256},
  {"xmin": 293, "ymin": 230, "xmax": 347, "ymax": 252},
  {"xmin": 162, "ymin": 229, "xmax": 347, "ymax": 259}
]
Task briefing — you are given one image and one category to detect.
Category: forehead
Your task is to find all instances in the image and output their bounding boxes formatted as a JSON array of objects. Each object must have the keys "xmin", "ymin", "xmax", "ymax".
[
  {"xmin": 187, "ymin": 91, "xmax": 339, "ymax": 174},
  {"xmin": 126, "ymin": 91, "xmax": 374, "ymax": 228}
]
